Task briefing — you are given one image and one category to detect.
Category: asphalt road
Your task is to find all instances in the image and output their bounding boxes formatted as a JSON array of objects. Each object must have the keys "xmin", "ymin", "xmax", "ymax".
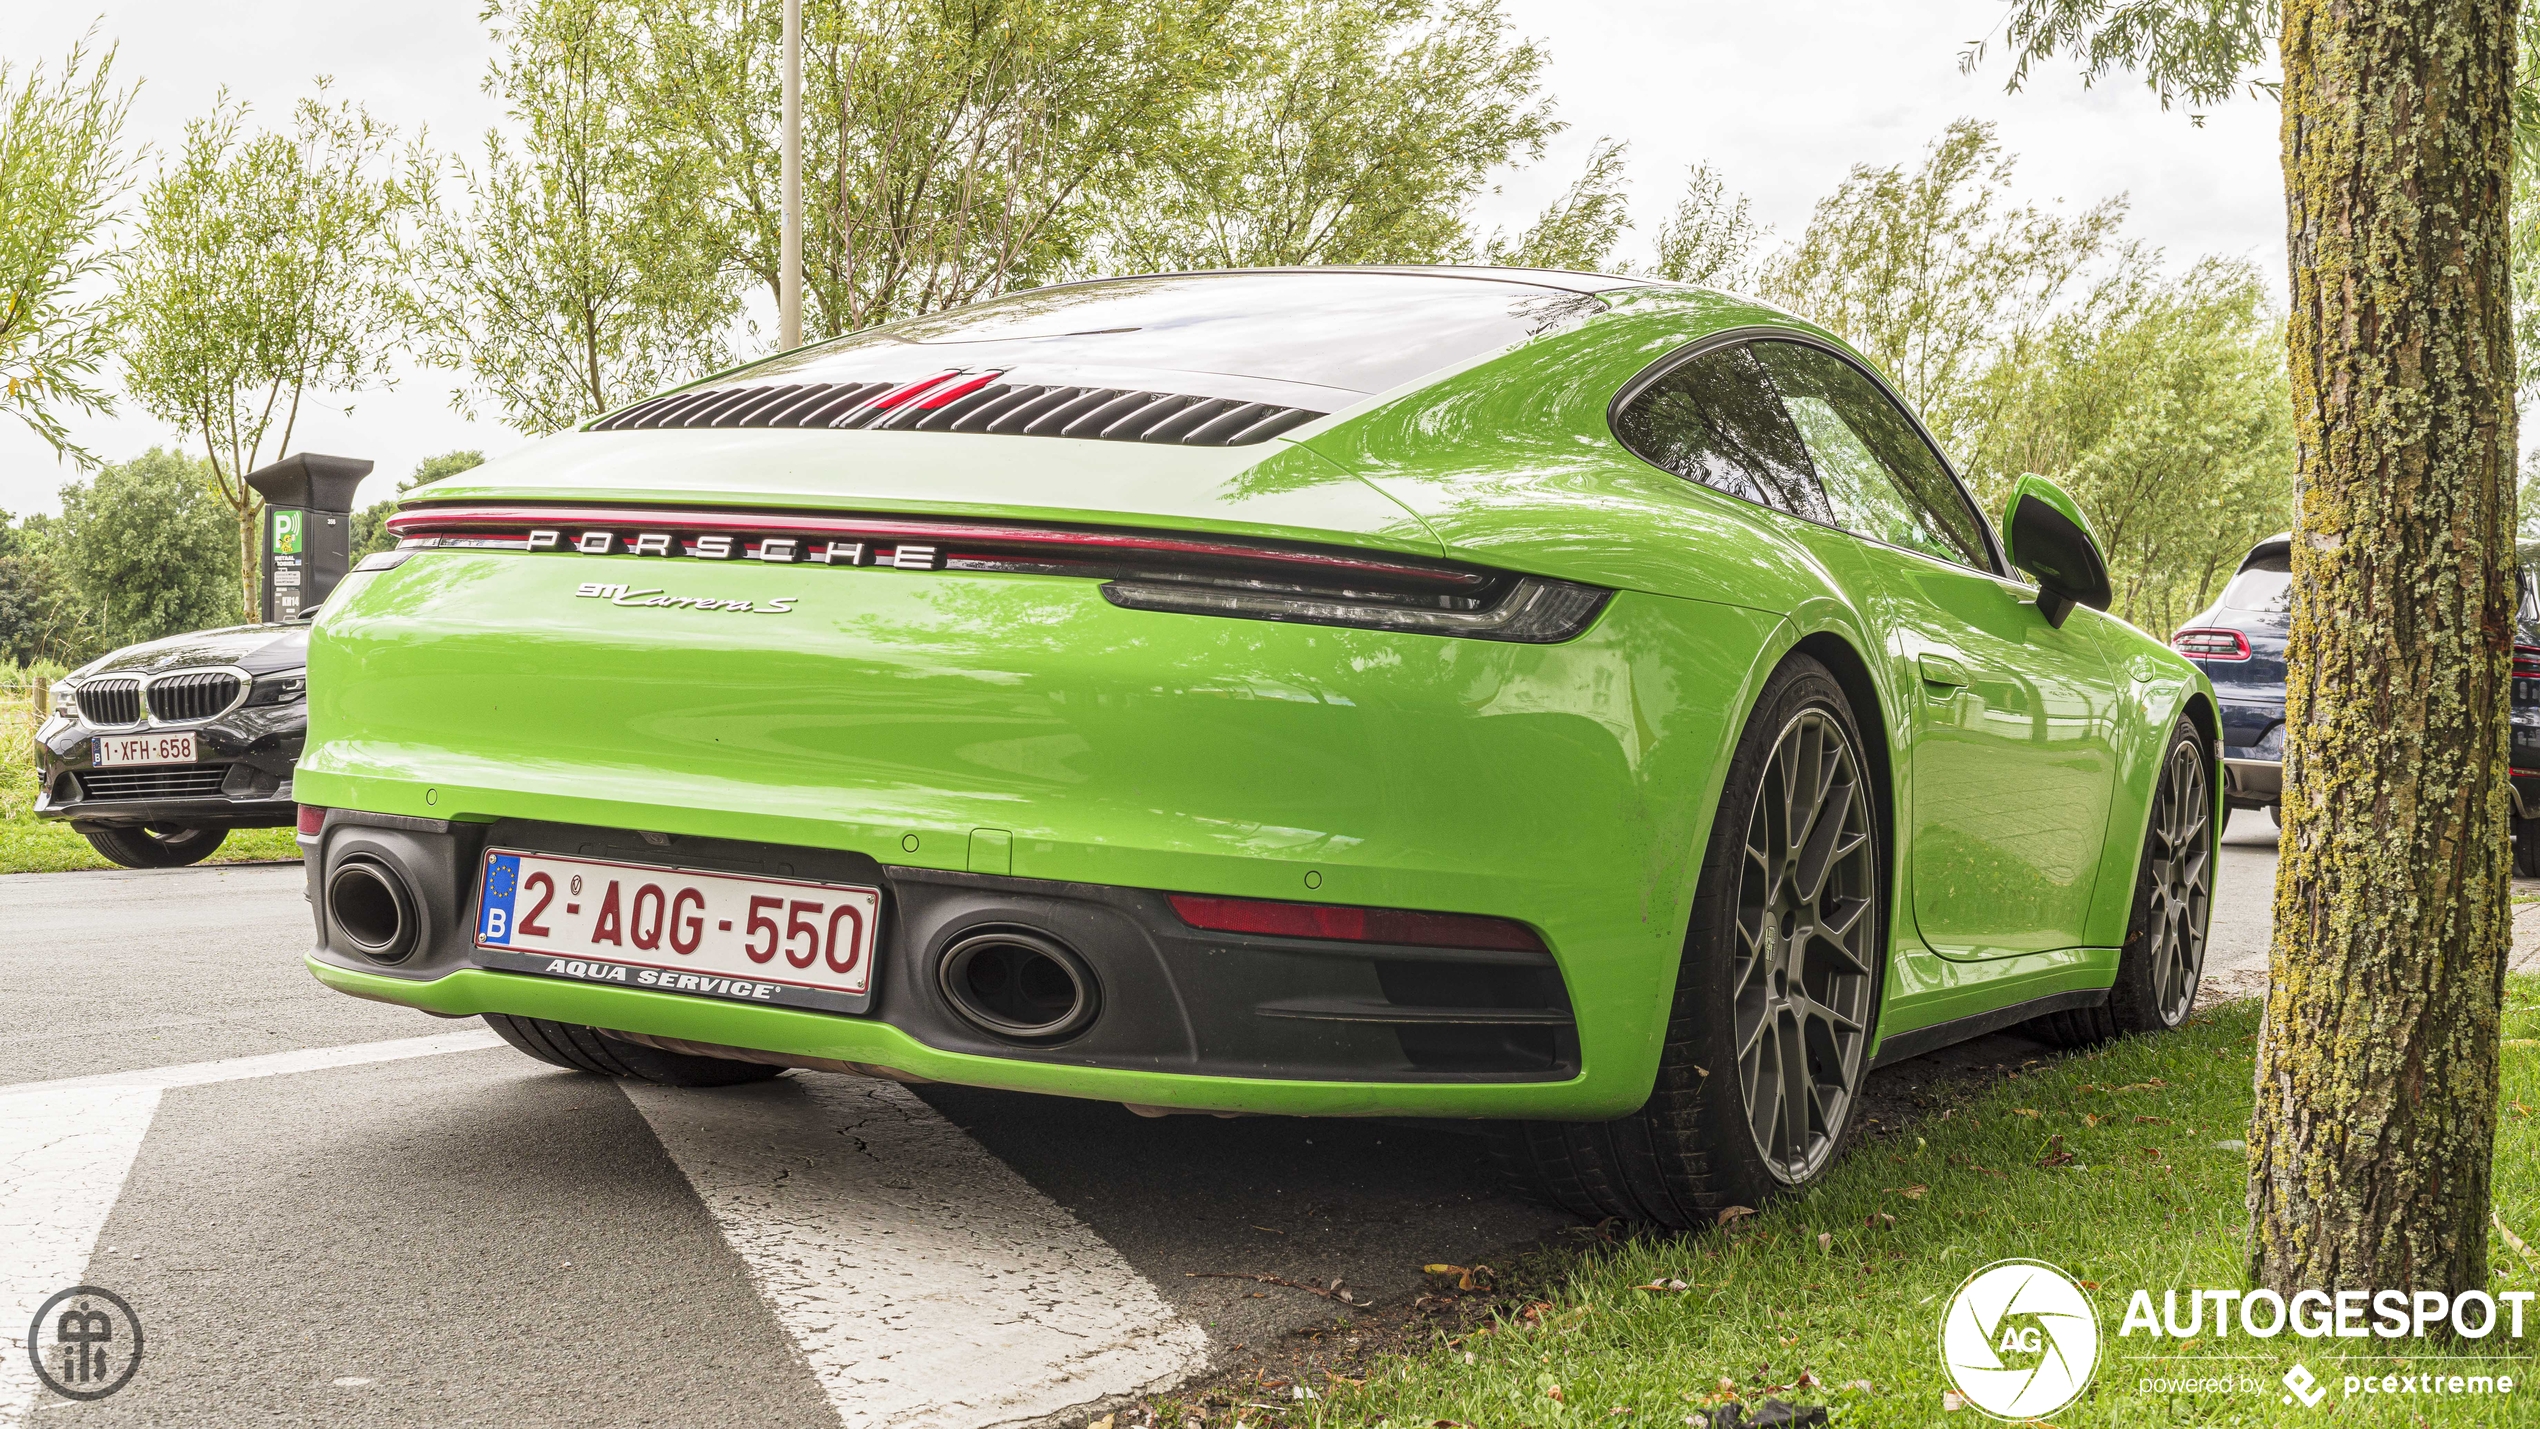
[{"xmin": 5, "ymin": 825, "xmax": 2529, "ymax": 1427}]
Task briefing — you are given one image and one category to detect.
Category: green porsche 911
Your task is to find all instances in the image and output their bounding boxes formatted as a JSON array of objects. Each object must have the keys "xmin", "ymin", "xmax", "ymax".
[{"xmin": 296, "ymin": 266, "xmax": 2216, "ymax": 1225}]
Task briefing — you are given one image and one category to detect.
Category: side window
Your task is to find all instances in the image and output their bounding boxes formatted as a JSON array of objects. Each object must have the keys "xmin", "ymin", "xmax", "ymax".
[
  {"xmin": 1749, "ymin": 341, "xmax": 1993, "ymax": 571},
  {"xmin": 1613, "ymin": 344, "xmax": 1832, "ymax": 524}
]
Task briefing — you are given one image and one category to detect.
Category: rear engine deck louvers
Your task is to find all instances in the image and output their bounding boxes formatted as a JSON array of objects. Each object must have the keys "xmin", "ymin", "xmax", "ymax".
[{"xmin": 588, "ymin": 375, "xmax": 1325, "ymax": 448}]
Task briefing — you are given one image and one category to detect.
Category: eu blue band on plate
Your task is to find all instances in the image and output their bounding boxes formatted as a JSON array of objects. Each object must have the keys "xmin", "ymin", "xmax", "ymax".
[{"xmin": 479, "ymin": 852, "xmax": 521, "ymax": 944}]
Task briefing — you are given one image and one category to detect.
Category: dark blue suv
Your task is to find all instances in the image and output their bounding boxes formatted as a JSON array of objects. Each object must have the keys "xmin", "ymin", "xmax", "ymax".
[{"xmin": 2172, "ymin": 534, "xmax": 2540, "ymax": 872}]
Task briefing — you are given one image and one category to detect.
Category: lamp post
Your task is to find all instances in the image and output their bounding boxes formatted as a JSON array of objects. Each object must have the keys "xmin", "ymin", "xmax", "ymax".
[{"xmin": 780, "ymin": 0, "xmax": 802, "ymax": 350}]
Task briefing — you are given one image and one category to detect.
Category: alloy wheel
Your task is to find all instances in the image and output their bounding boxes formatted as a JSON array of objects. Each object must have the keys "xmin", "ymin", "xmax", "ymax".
[
  {"xmin": 1733, "ymin": 708, "xmax": 1878, "ymax": 1184},
  {"xmin": 2143, "ymin": 739, "xmax": 2212, "ymax": 1024}
]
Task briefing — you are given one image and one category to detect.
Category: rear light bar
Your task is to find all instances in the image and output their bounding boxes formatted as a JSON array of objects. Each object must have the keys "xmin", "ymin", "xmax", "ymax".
[
  {"xmin": 2516, "ymin": 644, "xmax": 2540, "ymax": 679},
  {"xmin": 385, "ymin": 504, "xmax": 1611, "ymax": 644},
  {"xmin": 2172, "ymin": 627, "xmax": 2251, "ymax": 662},
  {"xmin": 1167, "ymin": 893, "xmax": 1546, "ymax": 952}
]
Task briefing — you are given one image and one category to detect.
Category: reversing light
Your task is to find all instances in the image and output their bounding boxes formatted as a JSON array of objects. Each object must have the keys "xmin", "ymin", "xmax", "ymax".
[
  {"xmin": 2171, "ymin": 627, "xmax": 2251, "ymax": 662},
  {"xmin": 1168, "ymin": 893, "xmax": 1545, "ymax": 952}
]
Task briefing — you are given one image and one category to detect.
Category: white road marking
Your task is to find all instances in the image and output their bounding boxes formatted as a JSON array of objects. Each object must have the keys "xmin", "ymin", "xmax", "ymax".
[
  {"xmin": 0, "ymin": 1086, "xmax": 162, "ymax": 1426},
  {"xmin": 0, "ymin": 1029, "xmax": 500, "ymax": 1426},
  {"xmin": 3, "ymin": 1029, "xmax": 503, "ymax": 1096},
  {"xmin": 625, "ymin": 1076, "xmax": 1209, "ymax": 1429}
]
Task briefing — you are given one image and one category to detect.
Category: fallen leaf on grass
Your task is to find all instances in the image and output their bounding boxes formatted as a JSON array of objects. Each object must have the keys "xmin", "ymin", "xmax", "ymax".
[
  {"xmin": 1718, "ymin": 1205, "xmax": 1758, "ymax": 1226},
  {"xmin": 2495, "ymin": 1211, "xmax": 2540, "ymax": 1277},
  {"xmin": 2140, "ymin": 1145, "xmax": 2165, "ymax": 1160},
  {"xmin": 2082, "ymin": 1112, "xmax": 2104, "ymax": 1127},
  {"xmin": 2037, "ymin": 1135, "xmax": 2076, "ymax": 1169},
  {"xmin": 1884, "ymin": 1184, "xmax": 1928, "ymax": 1200},
  {"xmin": 2013, "ymin": 1108, "xmax": 2041, "ymax": 1118},
  {"xmin": 1942, "ymin": 1389, "xmax": 1967, "ymax": 1411},
  {"xmin": 1865, "ymin": 1210, "xmax": 1896, "ymax": 1228},
  {"xmin": 1635, "ymin": 1278, "xmax": 1692, "ymax": 1293},
  {"xmin": 1817, "ymin": 1231, "xmax": 1833, "ymax": 1253},
  {"xmin": 2133, "ymin": 1115, "xmax": 2170, "ymax": 1125},
  {"xmin": 1842, "ymin": 1380, "xmax": 1873, "ymax": 1393},
  {"xmin": 1423, "ymin": 1263, "xmax": 1494, "ymax": 1291}
]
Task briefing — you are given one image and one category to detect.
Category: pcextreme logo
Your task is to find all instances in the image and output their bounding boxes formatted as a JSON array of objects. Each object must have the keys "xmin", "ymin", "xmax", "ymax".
[{"xmin": 1938, "ymin": 1259, "xmax": 2101, "ymax": 1420}]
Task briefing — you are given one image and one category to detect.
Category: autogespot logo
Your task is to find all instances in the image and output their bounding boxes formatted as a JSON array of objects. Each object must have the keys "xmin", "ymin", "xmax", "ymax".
[{"xmin": 1940, "ymin": 1259, "xmax": 2101, "ymax": 1419}]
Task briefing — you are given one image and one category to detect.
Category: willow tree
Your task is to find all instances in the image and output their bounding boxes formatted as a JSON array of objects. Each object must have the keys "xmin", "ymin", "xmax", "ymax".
[
  {"xmin": 120, "ymin": 90, "xmax": 419, "ymax": 622},
  {"xmin": 1977, "ymin": 0, "xmax": 2518, "ymax": 1307},
  {"xmin": 0, "ymin": 36, "xmax": 134, "ymax": 467},
  {"xmin": 413, "ymin": 0, "xmax": 738, "ymax": 433}
]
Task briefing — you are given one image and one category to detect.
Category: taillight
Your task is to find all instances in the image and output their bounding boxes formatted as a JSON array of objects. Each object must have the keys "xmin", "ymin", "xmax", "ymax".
[
  {"xmin": 297, "ymin": 805, "xmax": 328, "ymax": 836},
  {"xmin": 2515, "ymin": 644, "xmax": 2540, "ymax": 679},
  {"xmin": 1100, "ymin": 572, "xmax": 1607, "ymax": 643},
  {"xmin": 1168, "ymin": 893, "xmax": 1545, "ymax": 952},
  {"xmin": 2172, "ymin": 627, "xmax": 2251, "ymax": 662},
  {"xmin": 385, "ymin": 504, "xmax": 1612, "ymax": 644}
]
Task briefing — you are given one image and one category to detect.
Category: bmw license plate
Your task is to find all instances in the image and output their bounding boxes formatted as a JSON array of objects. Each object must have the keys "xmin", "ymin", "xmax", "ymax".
[
  {"xmin": 95, "ymin": 732, "xmax": 196, "ymax": 766},
  {"xmin": 474, "ymin": 848, "xmax": 881, "ymax": 1014}
]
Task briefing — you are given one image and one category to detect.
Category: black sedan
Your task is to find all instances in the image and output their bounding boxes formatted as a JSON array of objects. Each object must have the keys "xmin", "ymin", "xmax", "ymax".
[
  {"xmin": 2173, "ymin": 533, "xmax": 2540, "ymax": 873},
  {"xmin": 33, "ymin": 623, "xmax": 307, "ymax": 867}
]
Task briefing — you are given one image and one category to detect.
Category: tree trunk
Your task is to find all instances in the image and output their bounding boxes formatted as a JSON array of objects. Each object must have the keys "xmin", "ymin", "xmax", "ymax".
[
  {"xmin": 238, "ymin": 501, "xmax": 259, "ymax": 625},
  {"xmin": 2251, "ymin": 0, "xmax": 2518, "ymax": 1301}
]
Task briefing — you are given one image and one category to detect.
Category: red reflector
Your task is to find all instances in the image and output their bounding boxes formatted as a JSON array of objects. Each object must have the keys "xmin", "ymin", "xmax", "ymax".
[
  {"xmin": 296, "ymin": 805, "xmax": 328, "ymax": 836},
  {"xmin": 867, "ymin": 371, "xmax": 960, "ymax": 411},
  {"xmin": 2516, "ymin": 644, "xmax": 2540, "ymax": 678},
  {"xmin": 1167, "ymin": 893, "xmax": 1544, "ymax": 952},
  {"xmin": 2171, "ymin": 627, "xmax": 2251, "ymax": 661},
  {"xmin": 916, "ymin": 371, "xmax": 1004, "ymax": 409}
]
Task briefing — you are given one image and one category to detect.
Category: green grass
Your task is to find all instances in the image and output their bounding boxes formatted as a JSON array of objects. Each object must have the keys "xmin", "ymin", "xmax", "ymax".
[
  {"xmin": 2, "ymin": 667, "xmax": 299, "ymax": 874},
  {"xmin": 1266, "ymin": 982, "xmax": 2540, "ymax": 1429}
]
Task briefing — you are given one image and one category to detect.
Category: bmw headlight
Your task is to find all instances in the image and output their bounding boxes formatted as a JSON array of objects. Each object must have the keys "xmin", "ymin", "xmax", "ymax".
[
  {"xmin": 49, "ymin": 680, "xmax": 76, "ymax": 720},
  {"xmin": 247, "ymin": 669, "xmax": 308, "ymax": 706}
]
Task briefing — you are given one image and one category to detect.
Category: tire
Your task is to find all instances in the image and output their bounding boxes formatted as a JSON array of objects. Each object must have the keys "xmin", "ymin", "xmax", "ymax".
[
  {"xmin": 2028, "ymin": 716, "xmax": 2214, "ymax": 1047},
  {"xmin": 482, "ymin": 1014, "xmax": 785, "ymax": 1087},
  {"xmin": 84, "ymin": 825, "xmax": 227, "ymax": 869},
  {"xmin": 1488, "ymin": 654, "xmax": 1883, "ymax": 1227},
  {"xmin": 2515, "ymin": 813, "xmax": 2540, "ymax": 878}
]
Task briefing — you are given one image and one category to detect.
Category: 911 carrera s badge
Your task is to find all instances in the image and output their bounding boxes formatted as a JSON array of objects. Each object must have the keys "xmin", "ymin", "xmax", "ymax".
[{"xmin": 575, "ymin": 582, "xmax": 796, "ymax": 614}]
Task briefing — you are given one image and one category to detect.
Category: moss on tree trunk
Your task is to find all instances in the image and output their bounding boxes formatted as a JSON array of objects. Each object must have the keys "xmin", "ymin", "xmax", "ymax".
[{"xmin": 2253, "ymin": 0, "xmax": 2519, "ymax": 1299}]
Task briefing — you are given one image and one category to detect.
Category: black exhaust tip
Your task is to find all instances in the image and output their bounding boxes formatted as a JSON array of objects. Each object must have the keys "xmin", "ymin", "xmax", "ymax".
[
  {"xmin": 938, "ymin": 929, "xmax": 1099, "ymax": 1041},
  {"xmin": 329, "ymin": 855, "xmax": 419, "ymax": 963}
]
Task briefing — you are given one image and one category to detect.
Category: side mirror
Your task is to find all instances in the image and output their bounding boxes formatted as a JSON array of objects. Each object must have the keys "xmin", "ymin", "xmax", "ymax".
[{"xmin": 2003, "ymin": 474, "xmax": 2113, "ymax": 629}]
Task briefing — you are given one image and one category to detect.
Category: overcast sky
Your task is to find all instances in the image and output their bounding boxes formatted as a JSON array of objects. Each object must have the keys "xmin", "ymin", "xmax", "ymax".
[{"xmin": 0, "ymin": 0, "xmax": 2285, "ymax": 518}]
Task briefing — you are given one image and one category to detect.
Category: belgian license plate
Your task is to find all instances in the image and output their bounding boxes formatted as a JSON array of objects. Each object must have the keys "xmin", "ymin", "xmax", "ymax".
[
  {"xmin": 474, "ymin": 849, "xmax": 881, "ymax": 1012},
  {"xmin": 95, "ymin": 732, "xmax": 196, "ymax": 766}
]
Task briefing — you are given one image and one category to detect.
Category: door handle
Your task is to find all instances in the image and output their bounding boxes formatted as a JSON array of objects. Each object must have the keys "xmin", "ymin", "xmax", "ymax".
[{"xmin": 1918, "ymin": 653, "xmax": 1970, "ymax": 688}]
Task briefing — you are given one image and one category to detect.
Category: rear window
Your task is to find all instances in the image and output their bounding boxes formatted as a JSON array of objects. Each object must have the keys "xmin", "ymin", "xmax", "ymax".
[
  {"xmin": 731, "ymin": 271, "xmax": 1614, "ymax": 405},
  {"xmin": 2223, "ymin": 550, "xmax": 2292, "ymax": 613}
]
